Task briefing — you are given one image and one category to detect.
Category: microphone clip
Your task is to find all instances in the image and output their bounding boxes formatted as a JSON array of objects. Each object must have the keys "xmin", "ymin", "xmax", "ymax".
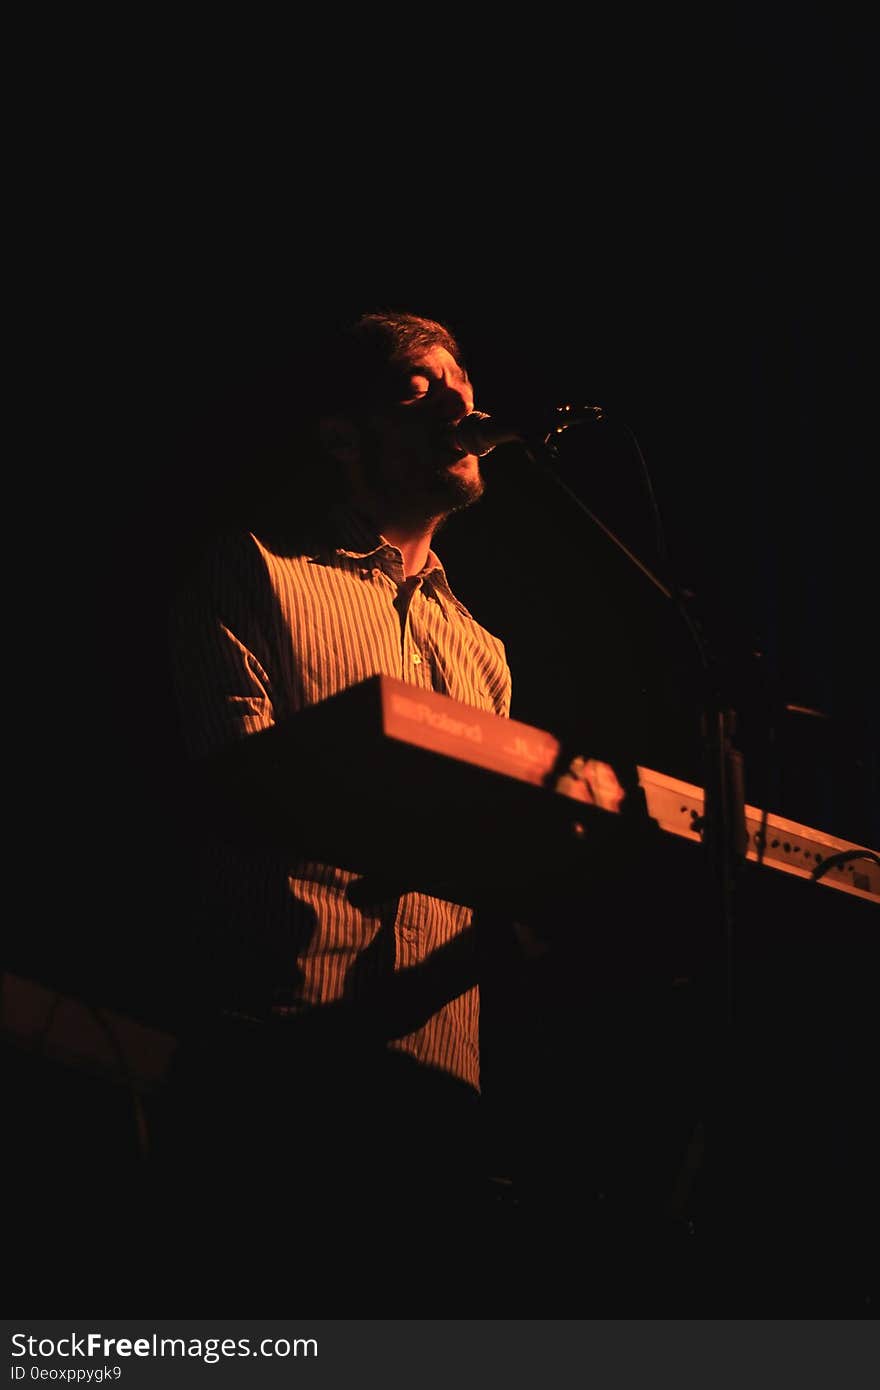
[{"xmin": 542, "ymin": 403, "xmax": 606, "ymax": 459}]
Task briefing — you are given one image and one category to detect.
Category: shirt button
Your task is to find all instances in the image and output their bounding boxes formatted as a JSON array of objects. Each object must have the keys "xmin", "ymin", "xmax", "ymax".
[{"xmin": 412, "ymin": 653, "xmax": 422, "ymax": 665}]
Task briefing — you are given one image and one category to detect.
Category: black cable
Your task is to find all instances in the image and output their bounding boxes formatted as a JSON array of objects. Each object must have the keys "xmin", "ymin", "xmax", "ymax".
[
  {"xmin": 619, "ymin": 418, "xmax": 670, "ymax": 572},
  {"xmin": 811, "ymin": 848, "xmax": 880, "ymax": 883}
]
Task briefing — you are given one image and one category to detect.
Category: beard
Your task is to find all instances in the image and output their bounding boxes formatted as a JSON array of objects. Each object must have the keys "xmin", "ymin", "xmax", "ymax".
[
  {"xmin": 358, "ymin": 430, "xmax": 486, "ymax": 527},
  {"xmin": 425, "ymin": 460, "xmax": 486, "ymax": 512}
]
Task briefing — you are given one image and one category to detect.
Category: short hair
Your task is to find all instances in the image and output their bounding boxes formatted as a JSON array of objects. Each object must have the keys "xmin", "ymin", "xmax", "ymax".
[{"xmin": 311, "ymin": 310, "xmax": 465, "ymax": 419}]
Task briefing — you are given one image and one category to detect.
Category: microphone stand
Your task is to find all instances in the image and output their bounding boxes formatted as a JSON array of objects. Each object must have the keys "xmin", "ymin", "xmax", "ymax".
[
  {"xmin": 508, "ymin": 408, "xmax": 756, "ymax": 1228},
  {"xmin": 512, "ymin": 409, "xmax": 748, "ymax": 1034},
  {"xmin": 510, "ymin": 410, "xmax": 751, "ymax": 1242}
]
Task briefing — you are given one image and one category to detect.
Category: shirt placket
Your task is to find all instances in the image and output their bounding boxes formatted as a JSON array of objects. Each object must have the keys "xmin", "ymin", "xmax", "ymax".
[
  {"xmin": 390, "ymin": 568, "xmax": 433, "ymax": 953},
  {"xmin": 401, "ymin": 585, "xmax": 436, "ymax": 690}
]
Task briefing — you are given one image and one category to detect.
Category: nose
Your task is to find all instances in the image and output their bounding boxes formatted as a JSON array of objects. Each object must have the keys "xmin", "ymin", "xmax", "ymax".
[{"xmin": 436, "ymin": 377, "xmax": 474, "ymax": 424}]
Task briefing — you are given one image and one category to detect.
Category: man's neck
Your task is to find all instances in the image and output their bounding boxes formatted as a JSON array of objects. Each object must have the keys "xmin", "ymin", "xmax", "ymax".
[
  {"xmin": 378, "ymin": 520, "xmax": 441, "ymax": 578},
  {"xmin": 343, "ymin": 483, "xmax": 450, "ymax": 575},
  {"xmin": 347, "ymin": 491, "xmax": 445, "ymax": 577}
]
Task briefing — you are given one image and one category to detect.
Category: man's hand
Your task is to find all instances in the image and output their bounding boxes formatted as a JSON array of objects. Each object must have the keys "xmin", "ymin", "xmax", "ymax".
[{"xmin": 555, "ymin": 755, "xmax": 627, "ymax": 812}]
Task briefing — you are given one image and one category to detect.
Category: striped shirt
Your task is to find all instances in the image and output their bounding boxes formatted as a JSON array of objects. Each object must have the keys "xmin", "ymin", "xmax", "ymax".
[{"xmin": 170, "ymin": 506, "xmax": 512, "ymax": 1091}]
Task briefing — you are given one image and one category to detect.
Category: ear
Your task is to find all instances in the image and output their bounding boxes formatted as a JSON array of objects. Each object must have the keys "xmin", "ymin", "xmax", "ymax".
[{"xmin": 318, "ymin": 415, "xmax": 360, "ymax": 465}]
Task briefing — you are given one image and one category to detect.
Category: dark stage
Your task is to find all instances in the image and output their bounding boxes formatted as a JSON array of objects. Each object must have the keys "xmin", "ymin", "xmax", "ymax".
[{"xmin": 7, "ymin": 12, "xmax": 877, "ymax": 1318}]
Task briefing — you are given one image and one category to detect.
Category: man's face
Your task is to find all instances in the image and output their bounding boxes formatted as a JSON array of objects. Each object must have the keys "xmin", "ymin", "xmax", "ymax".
[{"xmin": 354, "ymin": 344, "xmax": 485, "ymax": 520}]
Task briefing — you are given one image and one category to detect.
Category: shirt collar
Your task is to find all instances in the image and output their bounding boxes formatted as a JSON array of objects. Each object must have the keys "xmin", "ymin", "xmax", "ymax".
[
  {"xmin": 326, "ymin": 502, "xmax": 387, "ymax": 558},
  {"xmin": 325, "ymin": 503, "xmax": 472, "ymax": 619}
]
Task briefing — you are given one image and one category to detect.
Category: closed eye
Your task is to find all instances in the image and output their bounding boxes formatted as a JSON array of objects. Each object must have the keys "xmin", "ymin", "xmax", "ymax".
[
  {"xmin": 394, "ymin": 362, "xmax": 472, "ymax": 407},
  {"xmin": 400, "ymin": 373, "xmax": 432, "ymax": 402}
]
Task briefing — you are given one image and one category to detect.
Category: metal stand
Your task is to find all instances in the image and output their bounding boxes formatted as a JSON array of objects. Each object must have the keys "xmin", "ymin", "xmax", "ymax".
[{"xmin": 507, "ymin": 406, "xmax": 748, "ymax": 1028}]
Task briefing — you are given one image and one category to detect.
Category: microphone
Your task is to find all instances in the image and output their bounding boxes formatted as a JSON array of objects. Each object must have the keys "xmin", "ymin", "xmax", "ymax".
[
  {"xmin": 450, "ymin": 412, "xmax": 524, "ymax": 457},
  {"xmin": 451, "ymin": 405, "xmax": 606, "ymax": 458}
]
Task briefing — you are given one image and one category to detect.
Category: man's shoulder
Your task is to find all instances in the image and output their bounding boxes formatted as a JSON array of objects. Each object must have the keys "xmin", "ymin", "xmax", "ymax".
[
  {"xmin": 170, "ymin": 528, "xmax": 291, "ymax": 617},
  {"xmin": 191, "ymin": 525, "xmax": 322, "ymax": 577}
]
